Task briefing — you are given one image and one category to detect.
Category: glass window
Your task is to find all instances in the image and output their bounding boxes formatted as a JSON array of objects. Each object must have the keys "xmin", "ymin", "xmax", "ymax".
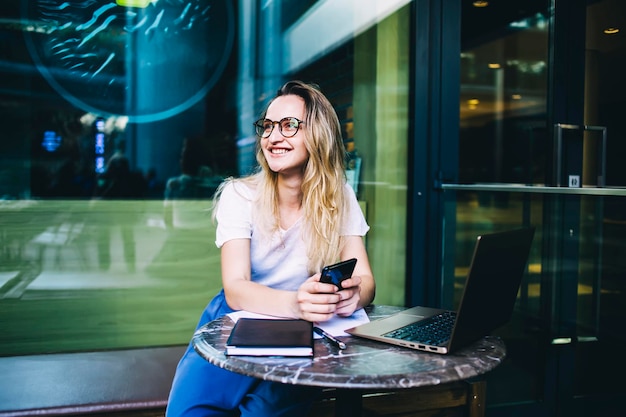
[
  {"xmin": 0, "ymin": 0, "xmax": 410, "ymax": 355},
  {"xmin": 454, "ymin": 1, "xmax": 551, "ymax": 405},
  {"xmin": 460, "ymin": 5, "xmax": 549, "ymax": 185},
  {"xmin": 454, "ymin": 0, "xmax": 626, "ymax": 408}
]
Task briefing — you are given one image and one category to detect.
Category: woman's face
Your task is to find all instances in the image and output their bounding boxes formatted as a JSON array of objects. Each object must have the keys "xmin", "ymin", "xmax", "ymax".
[{"xmin": 261, "ymin": 95, "xmax": 309, "ymax": 176}]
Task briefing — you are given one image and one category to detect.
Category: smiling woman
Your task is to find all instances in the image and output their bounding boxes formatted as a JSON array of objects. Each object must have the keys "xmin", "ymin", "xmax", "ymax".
[{"xmin": 165, "ymin": 80, "xmax": 376, "ymax": 416}]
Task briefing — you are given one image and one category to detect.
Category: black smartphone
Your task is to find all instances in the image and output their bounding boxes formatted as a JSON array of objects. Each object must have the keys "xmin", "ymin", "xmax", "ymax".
[{"xmin": 320, "ymin": 258, "xmax": 357, "ymax": 289}]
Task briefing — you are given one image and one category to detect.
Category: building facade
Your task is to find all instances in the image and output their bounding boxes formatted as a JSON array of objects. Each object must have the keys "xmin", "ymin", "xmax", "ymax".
[{"xmin": 0, "ymin": 0, "xmax": 624, "ymax": 415}]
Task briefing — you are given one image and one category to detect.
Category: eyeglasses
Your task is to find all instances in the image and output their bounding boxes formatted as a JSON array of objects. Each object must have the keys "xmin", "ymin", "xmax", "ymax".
[{"xmin": 253, "ymin": 117, "xmax": 304, "ymax": 138}]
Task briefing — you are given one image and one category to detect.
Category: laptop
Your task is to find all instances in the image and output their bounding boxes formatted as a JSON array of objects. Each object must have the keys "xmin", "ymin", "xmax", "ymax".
[{"xmin": 346, "ymin": 227, "xmax": 535, "ymax": 354}]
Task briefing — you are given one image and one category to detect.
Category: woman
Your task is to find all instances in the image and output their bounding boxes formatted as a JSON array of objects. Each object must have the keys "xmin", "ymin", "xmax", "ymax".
[{"xmin": 166, "ymin": 80, "xmax": 375, "ymax": 416}]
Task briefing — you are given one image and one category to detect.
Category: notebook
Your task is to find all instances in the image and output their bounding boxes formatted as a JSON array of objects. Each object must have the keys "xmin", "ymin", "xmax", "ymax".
[
  {"xmin": 225, "ymin": 318, "xmax": 314, "ymax": 357},
  {"xmin": 346, "ymin": 227, "xmax": 535, "ymax": 354}
]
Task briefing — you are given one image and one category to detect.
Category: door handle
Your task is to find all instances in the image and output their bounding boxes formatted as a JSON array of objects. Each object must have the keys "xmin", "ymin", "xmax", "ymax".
[{"xmin": 553, "ymin": 123, "xmax": 607, "ymax": 187}]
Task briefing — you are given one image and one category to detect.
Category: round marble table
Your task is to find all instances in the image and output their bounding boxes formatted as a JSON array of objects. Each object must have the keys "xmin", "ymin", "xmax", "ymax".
[{"xmin": 191, "ymin": 305, "xmax": 506, "ymax": 416}]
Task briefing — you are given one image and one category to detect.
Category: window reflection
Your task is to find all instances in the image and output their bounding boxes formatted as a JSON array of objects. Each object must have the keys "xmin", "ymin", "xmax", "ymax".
[
  {"xmin": 23, "ymin": 0, "xmax": 234, "ymax": 122},
  {"xmin": 0, "ymin": 1, "xmax": 410, "ymax": 355},
  {"xmin": 460, "ymin": 12, "xmax": 548, "ymax": 185}
]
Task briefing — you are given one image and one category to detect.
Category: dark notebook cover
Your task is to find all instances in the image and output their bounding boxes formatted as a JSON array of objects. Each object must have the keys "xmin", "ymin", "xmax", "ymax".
[{"xmin": 225, "ymin": 318, "xmax": 314, "ymax": 357}]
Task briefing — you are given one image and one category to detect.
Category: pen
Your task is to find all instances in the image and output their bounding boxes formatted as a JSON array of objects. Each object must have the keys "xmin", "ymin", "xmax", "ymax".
[{"xmin": 313, "ymin": 326, "xmax": 347, "ymax": 350}]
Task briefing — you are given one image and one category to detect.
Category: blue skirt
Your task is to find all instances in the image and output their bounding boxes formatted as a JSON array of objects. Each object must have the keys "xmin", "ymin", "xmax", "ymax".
[{"xmin": 166, "ymin": 290, "xmax": 321, "ymax": 417}]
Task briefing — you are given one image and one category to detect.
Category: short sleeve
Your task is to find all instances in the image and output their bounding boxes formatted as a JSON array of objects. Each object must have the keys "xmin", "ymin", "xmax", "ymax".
[
  {"xmin": 342, "ymin": 183, "xmax": 369, "ymax": 236},
  {"xmin": 215, "ymin": 182, "xmax": 254, "ymax": 248}
]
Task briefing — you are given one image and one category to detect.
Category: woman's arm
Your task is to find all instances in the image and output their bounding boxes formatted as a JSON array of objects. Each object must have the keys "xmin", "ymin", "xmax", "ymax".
[{"xmin": 220, "ymin": 238, "xmax": 344, "ymax": 321}]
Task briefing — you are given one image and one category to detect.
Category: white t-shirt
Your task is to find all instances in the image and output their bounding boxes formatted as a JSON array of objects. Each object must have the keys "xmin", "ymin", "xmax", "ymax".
[{"xmin": 215, "ymin": 181, "xmax": 369, "ymax": 291}]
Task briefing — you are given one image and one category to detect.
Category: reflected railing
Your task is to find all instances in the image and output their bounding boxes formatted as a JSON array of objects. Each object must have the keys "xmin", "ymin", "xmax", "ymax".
[
  {"xmin": 442, "ymin": 184, "xmax": 626, "ymax": 341},
  {"xmin": 0, "ymin": 199, "xmax": 222, "ymax": 356},
  {"xmin": 0, "ymin": 192, "xmax": 405, "ymax": 356},
  {"xmin": 441, "ymin": 184, "xmax": 626, "ymax": 404}
]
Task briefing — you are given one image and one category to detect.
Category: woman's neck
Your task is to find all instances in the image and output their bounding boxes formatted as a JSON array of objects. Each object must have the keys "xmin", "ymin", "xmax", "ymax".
[{"xmin": 276, "ymin": 175, "xmax": 303, "ymax": 229}]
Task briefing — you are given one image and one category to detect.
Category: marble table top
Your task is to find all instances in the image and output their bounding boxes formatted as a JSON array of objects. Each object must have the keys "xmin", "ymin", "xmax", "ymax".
[{"xmin": 191, "ymin": 305, "xmax": 506, "ymax": 390}]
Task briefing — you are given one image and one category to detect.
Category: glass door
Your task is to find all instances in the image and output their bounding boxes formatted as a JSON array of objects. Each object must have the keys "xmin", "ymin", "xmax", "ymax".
[
  {"xmin": 568, "ymin": 0, "xmax": 626, "ymax": 410},
  {"xmin": 448, "ymin": 0, "xmax": 626, "ymax": 415}
]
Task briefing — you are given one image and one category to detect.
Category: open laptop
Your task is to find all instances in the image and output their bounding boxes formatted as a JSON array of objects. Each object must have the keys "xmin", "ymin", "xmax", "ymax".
[{"xmin": 346, "ymin": 227, "xmax": 535, "ymax": 354}]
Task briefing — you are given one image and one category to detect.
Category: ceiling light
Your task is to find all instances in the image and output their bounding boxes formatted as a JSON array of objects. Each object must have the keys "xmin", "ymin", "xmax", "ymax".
[
  {"xmin": 473, "ymin": 1, "xmax": 489, "ymax": 7},
  {"xmin": 488, "ymin": 63, "xmax": 501, "ymax": 69},
  {"xmin": 604, "ymin": 27, "xmax": 619, "ymax": 35},
  {"xmin": 512, "ymin": 94, "xmax": 522, "ymax": 100},
  {"xmin": 116, "ymin": 0, "xmax": 152, "ymax": 7},
  {"xmin": 467, "ymin": 99, "xmax": 480, "ymax": 106}
]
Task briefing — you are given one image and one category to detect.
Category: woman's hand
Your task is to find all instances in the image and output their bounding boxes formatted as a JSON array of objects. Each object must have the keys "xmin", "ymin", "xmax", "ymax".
[
  {"xmin": 294, "ymin": 274, "xmax": 344, "ymax": 322},
  {"xmin": 333, "ymin": 275, "xmax": 362, "ymax": 317},
  {"xmin": 294, "ymin": 274, "xmax": 362, "ymax": 321}
]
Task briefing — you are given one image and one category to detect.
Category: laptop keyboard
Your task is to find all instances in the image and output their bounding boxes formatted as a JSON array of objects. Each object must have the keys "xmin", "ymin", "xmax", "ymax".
[{"xmin": 382, "ymin": 311, "xmax": 457, "ymax": 346}]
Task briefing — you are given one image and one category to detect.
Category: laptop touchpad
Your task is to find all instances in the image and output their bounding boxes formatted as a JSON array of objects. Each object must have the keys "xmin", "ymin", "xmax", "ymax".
[{"xmin": 367, "ymin": 314, "xmax": 424, "ymax": 333}]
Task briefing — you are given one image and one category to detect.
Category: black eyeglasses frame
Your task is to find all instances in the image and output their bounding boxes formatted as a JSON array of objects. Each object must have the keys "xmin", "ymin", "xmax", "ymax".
[{"xmin": 253, "ymin": 117, "xmax": 305, "ymax": 138}]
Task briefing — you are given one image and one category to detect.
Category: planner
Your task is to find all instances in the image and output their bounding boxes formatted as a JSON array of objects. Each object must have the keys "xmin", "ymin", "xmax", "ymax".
[{"xmin": 225, "ymin": 318, "xmax": 314, "ymax": 357}]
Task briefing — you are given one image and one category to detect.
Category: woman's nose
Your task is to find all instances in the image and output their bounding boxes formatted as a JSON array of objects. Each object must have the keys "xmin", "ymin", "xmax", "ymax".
[{"xmin": 267, "ymin": 127, "xmax": 283, "ymax": 143}]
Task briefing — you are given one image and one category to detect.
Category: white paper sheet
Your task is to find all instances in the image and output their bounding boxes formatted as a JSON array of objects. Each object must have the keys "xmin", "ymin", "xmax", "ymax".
[{"xmin": 226, "ymin": 308, "xmax": 370, "ymax": 337}]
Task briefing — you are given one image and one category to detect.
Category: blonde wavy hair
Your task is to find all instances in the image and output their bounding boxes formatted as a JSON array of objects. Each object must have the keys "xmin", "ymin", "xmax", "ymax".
[{"xmin": 214, "ymin": 81, "xmax": 349, "ymax": 274}]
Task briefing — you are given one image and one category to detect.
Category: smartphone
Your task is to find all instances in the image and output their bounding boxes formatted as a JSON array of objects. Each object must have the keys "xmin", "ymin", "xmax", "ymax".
[{"xmin": 320, "ymin": 258, "xmax": 357, "ymax": 289}]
